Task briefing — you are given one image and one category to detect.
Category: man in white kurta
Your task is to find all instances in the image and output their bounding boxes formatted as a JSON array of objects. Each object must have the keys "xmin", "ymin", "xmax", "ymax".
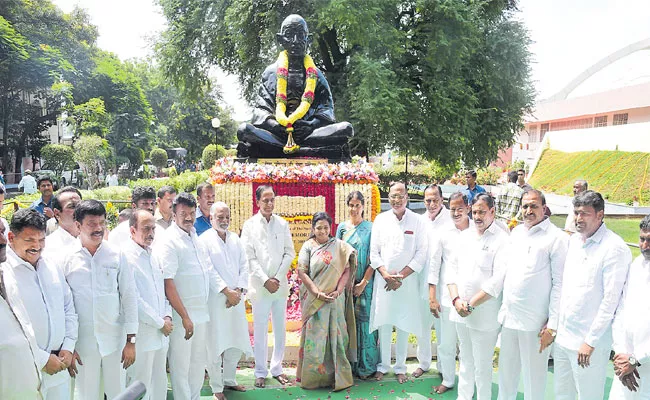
[
  {"xmin": 414, "ymin": 184, "xmax": 453, "ymax": 379},
  {"xmin": 554, "ymin": 190, "xmax": 631, "ymax": 399},
  {"xmin": 609, "ymin": 215, "xmax": 650, "ymax": 398},
  {"xmin": 3, "ymin": 209, "xmax": 78, "ymax": 399},
  {"xmin": 427, "ymin": 191, "xmax": 473, "ymax": 394},
  {"xmin": 201, "ymin": 202, "xmax": 253, "ymax": 399},
  {"xmin": 124, "ymin": 210, "xmax": 173, "ymax": 400},
  {"xmin": 369, "ymin": 182, "xmax": 428, "ymax": 383},
  {"xmin": 240, "ymin": 186, "xmax": 295, "ymax": 387},
  {"xmin": 564, "ymin": 180, "xmax": 587, "ymax": 233},
  {"xmin": 43, "ymin": 187, "xmax": 82, "ymax": 264},
  {"xmin": 63, "ymin": 200, "xmax": 139, "ymax": 400},
  {"xmin": 446, "ymin": 193, "xmax": 509, "ymax": 400},
  {"xmin": 0, "ymin": 222, "xmax": 43, "ymax": 400},
  {"xmin": 153, "ymin": 193, "xmax": 227, "ymax": 400},
  {"xmin": 108, "ymin": 186, "xmax": 157, "ymax": 247},
  {"xmin": 497, "ymin": 190, "xmax": 568, "ymax": 400}
]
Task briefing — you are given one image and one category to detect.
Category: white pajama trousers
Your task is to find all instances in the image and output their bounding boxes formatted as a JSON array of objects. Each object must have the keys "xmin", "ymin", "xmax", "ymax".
[
  {"xmin": 207, "ymin": 348, "xmax": 242, "ymax": 393},
  {"xmin": 126, "ymin": 344, "xmax": 168, "ymax": 400},
  {"xmin": 433, "ymin": 306, "xmax": 457, "ymax": 388},
  {"xmin": 42, "ymin": 378, "xmax": 70, "ymax": 400},
  {"xmin": 252, "ymin": 298, "xmax": 286, "ymax": 378},
  {"xmin": 417, "ymin": 312, "xmax": 433, "ymax": 372},
  {"xmin": 377, "ymin": 325, "xmax": 409, "ymax": 375},
  {"xmin": 553, "ymin": 343, "xmax": 610, "ymax": 400},
  {"xmin": 456, "ymin": 323, "xmax": 499, "ymax": 400},
  {"xmin": 168, "ymin": 322, "xmax": 207, "ymax": 400},
  {"xmin": 74, "ymin": 346, "xmax": 125, "ymax": 400},
  {"xmin": 497, "ymin": 327, "xmax": 551, "ymax": 400},
  {"xmin": 609, "ymin": 363, "xmax": 650, "ymax": 399}
]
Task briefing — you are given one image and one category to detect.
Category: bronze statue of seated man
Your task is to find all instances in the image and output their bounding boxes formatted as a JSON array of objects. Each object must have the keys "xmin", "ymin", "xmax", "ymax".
[{"xmin": 237, "ymin": 14, "xmax": 354, "ymax": 161}]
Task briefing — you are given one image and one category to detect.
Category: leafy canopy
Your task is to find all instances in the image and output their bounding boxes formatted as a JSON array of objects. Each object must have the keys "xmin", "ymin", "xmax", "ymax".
[{"xmin": 156, "ymin": 0, "xmax": 534, "ymax": 167}]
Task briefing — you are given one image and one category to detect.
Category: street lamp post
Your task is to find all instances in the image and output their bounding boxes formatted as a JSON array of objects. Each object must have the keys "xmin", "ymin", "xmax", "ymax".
[{"xmin": 211, "ymin": 117, "xmax": 221, "ymax": 146}]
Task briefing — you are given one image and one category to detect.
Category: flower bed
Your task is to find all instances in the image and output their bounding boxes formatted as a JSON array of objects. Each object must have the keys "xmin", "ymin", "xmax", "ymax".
[{"xmin": 213, "ymin": 158, "xmax": 381, "ymax": 334}]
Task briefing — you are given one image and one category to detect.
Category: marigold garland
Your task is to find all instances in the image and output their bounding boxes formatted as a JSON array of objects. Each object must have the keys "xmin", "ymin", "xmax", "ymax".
[{"xmin": 275, "ymin": 50, "xmax": 318, "ymax": 154}]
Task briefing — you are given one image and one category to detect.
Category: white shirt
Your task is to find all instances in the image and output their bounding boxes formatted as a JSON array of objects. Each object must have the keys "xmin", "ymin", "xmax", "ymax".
[
  {"xmin": 18, "ymin": 175, "xmax": 37, "ymax": 194},
  {"xmin": 200, "ymin": 229, "xmax": 249, "ymax": 290},
  {"xmin": 556, "ymin": 223, "xmax": 631, "ymax": 350},
  {"xmin": 105, "ymin": 174, "xmax": 118, "ymax": 187},
  {"xmin": 446, "ymin": 221, "xmax": 509, "ymax": 331},
  {"xmin": 422, "ymin": 207, "xmax": 454, "ymax": 306},
  {"xmin": 498, "ymin": 218, "xmax": 568, "ymax": 332},
  {"xmin": 108, "ymin": 220, "xmax": 130, "ymax": 247},
  {"xmin": 369, "ymin": 208, "xmax": 428, "ymax": 334},
  {"xmin": 124, "ymin": 239, "xmax": 171, "ymax": 352},
  {"xmin": 564, "ymin": 203, "xmax": 577, "ymax": 233},
  {"xmin": 612, "ymin": 255, "xmax": 650, "ymax": 364},
  {"xmin": 43, "ymin": 227, "xmax": 78, "ymax": 266},
  {"xmin": 2, "ymin": 248, "xmax": 78, "ymax": 374},
  {"xmin": 0, "ymin": 270, "xmax": 43, "ymax": 399},
  {"xmin": 153, "ymin": 222, "xmax": 226, "ymax": 324},
  {"xmin": 429, "ymin": 219, "xmax": 474, "ymax": 307},
  {"xmin": 63, "ymin": 241, "xmax": 138, "ymax": 357},
  {"xmin": 240, "ymin": 213, "xmax": 295, "ymax": 302}
]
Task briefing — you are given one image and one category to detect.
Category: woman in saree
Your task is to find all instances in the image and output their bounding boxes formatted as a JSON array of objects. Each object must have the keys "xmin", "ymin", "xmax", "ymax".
[
  {"xmin": 335, "ymin": 191, "xmax": 379, "ymax": 379},
  {"xmin": 296, "ymin": 211, "xmax": 357, "ymax": 391}
]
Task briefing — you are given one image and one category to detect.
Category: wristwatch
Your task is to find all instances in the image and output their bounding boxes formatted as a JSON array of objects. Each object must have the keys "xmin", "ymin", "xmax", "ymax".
[
  {"xmin": 547, "ymin": 329, "xmax": 557, "ymax": 338},
  {"xmin": 128, "ymin": 336, "xmax": 137, "ymax": 344},
  {"xmin": 629, "ymin": 356, "xmax": 640, "ymax": 367}
]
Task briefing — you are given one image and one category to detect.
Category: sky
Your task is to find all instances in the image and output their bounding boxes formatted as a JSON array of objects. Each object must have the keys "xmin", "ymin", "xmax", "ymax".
[{"xmin": 52, "ymin": 0, "xmax": 650, "ymax": 119}]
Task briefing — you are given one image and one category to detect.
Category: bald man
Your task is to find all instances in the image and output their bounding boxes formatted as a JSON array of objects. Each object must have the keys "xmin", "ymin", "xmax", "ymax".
[
  {"xmin": 200, "ymin": 202, "xmax": 252, "ymax": 399},
  {"xmin": 124, "ymin": 210, "xmax": 173, "ymax": 399}
]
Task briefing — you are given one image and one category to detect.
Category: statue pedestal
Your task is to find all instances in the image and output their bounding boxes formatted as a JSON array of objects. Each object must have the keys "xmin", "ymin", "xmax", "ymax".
[{"xmin": 209, "ymin": 157, "xmax": 380, "ymax": 330}]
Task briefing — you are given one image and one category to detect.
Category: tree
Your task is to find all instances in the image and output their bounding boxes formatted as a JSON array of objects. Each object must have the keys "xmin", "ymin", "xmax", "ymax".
[
  {"xmin": 201, "ymin": 144, "xmax": 225, "ymax": 170},
  {"xmin": 156, "ymin": 0, "xmax": 534, "ymax": 167},
  {"xmin": 41, "ymin": 143, "xmax": 75, "ymax": 178},
  {"xmin": 73, "ymin": 135, "xmax": 112, "ymax": 189},
  {"xmin": 150, "ymin": 147, "xmax": 168, "ymax": 171}
]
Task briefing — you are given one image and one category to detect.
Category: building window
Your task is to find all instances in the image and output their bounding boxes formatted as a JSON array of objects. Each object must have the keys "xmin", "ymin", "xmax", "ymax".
[
  {"xmin": 550, "ymin": 117, "xmax": 593, "ymax": 131},
  {"xmin": 594, "ymin": 116, "xmax": 607, "ymax": 127},
  {"xmin": 540, "ymin": 123, "xmax": 549, "ymax": 140},
  {"xmin": 527, "ymin": 125, "xmax": 538, "ymax": 142},
  {"xmin": 613, "ymin": 113, "xmax": 628, "ymax": 126}
]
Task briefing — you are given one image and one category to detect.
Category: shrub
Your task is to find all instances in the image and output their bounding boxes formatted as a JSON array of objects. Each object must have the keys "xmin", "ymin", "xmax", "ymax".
[
  {"xmin": 162, "ymin": 167, "xmax": 178, "ymax": 177},
  {"xmin": 150, "ymin": 148, "xmax": 168, "ymax": 172},
  {"xmin": 202, "ymin": 144, "xmax": 225, "ymax": 170}
]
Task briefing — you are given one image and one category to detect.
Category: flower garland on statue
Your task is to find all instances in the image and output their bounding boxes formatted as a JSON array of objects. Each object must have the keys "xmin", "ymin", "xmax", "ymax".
[{"xmin": 275, "ymin": 50, "xmax": 318, "ymax": 154}]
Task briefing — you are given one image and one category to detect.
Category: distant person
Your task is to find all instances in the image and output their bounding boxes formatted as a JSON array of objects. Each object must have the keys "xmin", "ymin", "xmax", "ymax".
[
  {"xmin": 494, "ymin": 171, "xmax": 525, "ymax": 227},
  {"xmin": 105, "ymin": 169, "xmax": 119, "ymax": 187},
  {"xmin": 154, "ymin": 186, "xmax": 177, "ymax": 229},
  {"xmin": 189, "ymin": 161, "xmax": 196, "ymax": 172},
  {"xmin": 18, "ymin": 169, "xmax": 38, "ymax": 194},
  {"xmin": 564, "ymin": 180, "xmax": 588, "ymax": 233},
  {"xmin": 0, "ymin": 168, "xmax": 5, "ymax": 185},
  {"xmin": 194, "ymin": 183, "xmax": 215, "ymax": 236},
  {"xmin": 464, "ymin": 170, "xmax": 486, "ymax": 210},
  {"xmin": 0, "ymin": 185, "xmax": 8, "ymax": 239},
  {"xmin": 31, "ymin": 176, "xmax": 55, "ymax": 219},
  {"xmin": 517, "ymin": 169, "xmax": 533, "ymax": 191}
]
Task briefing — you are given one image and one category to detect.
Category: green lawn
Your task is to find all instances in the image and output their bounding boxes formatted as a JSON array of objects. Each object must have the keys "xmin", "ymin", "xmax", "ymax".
[
  {"xmin": 529, "ymin": 149, "xmax": 650, "ymax": 206},
  {"xmin": 549, "ymin": 215, "xmax": 641, "ymax": 257}
]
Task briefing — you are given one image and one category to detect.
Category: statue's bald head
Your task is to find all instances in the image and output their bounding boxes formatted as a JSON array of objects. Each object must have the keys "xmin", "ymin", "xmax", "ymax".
[
  {"xmin": 277, "ymin": 14, "xmax": 312, "ymax": 59},
  {"xmin": 280, "ymin": 14, "xmax": 309, "ymax": 35}
]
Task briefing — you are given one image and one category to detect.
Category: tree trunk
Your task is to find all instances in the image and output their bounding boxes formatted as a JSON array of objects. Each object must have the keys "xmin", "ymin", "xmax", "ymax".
[{"xmin": 1, "ymin": 95, "xmax": 9, "ymax": 175}]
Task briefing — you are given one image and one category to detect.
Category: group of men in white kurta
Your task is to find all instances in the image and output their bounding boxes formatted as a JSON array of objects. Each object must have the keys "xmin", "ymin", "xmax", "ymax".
[
  {"xmin": 0, "ymin": 183, "xmax": 295, "ymax": 400},
  {"xmin": 2, "ymin": 176, "xmax": 649, "ymax": 400},
  {"xmin": 371, "ymin": 181, "xmax": 647, "ymax": 400}
]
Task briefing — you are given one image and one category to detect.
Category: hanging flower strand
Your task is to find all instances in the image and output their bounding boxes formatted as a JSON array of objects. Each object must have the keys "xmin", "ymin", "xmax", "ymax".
[{"xmin": 275, "ymin": 50, "xmax": 318, "ymax": 154}]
